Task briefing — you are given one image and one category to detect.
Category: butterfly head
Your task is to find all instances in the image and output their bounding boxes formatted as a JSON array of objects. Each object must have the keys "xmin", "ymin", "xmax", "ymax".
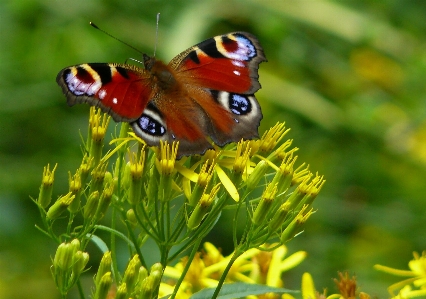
[{"xmin": 143, "ymin": 53, "xmax": 156, "ymax": 70}]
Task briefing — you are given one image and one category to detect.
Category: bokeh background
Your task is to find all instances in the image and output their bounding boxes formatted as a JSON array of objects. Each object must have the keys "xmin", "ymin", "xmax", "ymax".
[{"xmin": 2, "ymin": 0, "xmax": 426, "ymax": 298}]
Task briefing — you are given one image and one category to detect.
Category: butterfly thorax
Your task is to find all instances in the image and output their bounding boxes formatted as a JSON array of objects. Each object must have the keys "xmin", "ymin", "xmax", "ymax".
[{"xmin": 150, "ymin": 59, "xmax": 178, "ymax": 91}]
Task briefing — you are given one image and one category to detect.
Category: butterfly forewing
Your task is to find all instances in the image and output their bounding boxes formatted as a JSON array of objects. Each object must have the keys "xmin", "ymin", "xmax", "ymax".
[
  {"xmin": 170, "ymin": 32, "xmax": 266, "ymax": 94},
  {"xmin": 57, "ymin": 63, "xmax": 153, "ymax": 122}
]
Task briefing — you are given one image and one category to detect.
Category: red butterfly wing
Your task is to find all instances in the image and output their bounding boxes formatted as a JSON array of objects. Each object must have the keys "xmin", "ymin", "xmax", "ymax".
[
  {"xmin": 169, "ymin": 32, "xmax": 266, "ymax": 146},
  {"xmin": 57, "ymin": 32, "xmax": 266, "ymax": 157},
  {"xmin": 57, "ymin": 63, "xmax": 153, "ymax": 122}
]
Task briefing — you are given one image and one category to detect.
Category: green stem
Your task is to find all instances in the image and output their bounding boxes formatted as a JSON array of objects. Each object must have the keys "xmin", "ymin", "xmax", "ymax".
[
  {"xmin": 134, "ymin": 204, "xmax": 160, "ymax": 242},
  {"xmin": 110, "ymin": 207, "xmax": 120, "ymax": 282},
  {"xmin": 76, "ymin": 279, "xmax": 86, "ymax": 299},
  {"xmin": 121, "ymin": 209, "xmax": 147, "ymax": 269},
  {"xmin": 169, "ymin": 238, "xmax": 202, "ymax": 299},
  {"xmin": 211, "ymin": 249, "xmax": 243, "ymax": 299}
]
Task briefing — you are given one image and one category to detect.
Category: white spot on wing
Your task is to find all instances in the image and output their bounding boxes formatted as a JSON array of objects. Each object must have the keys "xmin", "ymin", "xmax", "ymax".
[
  {"xmin": 233, "ymin": 70, "xmax": 241, "ymax": 76},
  {"xmin": 232, "ymin": 60, "xmax": 245, "ymax": 67},
  {"xmin": 98, "ymin": 89, "xmax": 106, "ymax": 100},
  {"xmin": 112, "ymin": 98, "xmax": 118, "ymax": 104}
]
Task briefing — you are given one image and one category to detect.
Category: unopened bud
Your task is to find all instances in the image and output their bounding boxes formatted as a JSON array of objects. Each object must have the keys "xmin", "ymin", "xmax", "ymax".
[
  {"xmin": 95, "ymin": 251, "xmax": 112, "ymax": 287},
  {"xmin": 46, "ymin": 192, "xmax": 75, "ymax": 220},
  {"xmin": 83, "ymin": 191, "xmax": 99, "ymax": 219},
  {"xmin": 93, "ymin": 272, "xmax": 112, "ymax": 299},
  {"xmin": 38, "ymin": 164, "xmax": 57, "ymax": 208}
]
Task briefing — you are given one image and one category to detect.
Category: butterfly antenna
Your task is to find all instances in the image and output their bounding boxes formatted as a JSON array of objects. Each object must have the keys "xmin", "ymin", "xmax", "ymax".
[
  {"xmin": 89, "ymin": 22, "xmax": 144, "ymax": 55},
  {"xmin": 153, "ymin": 13, "xmax": 160, "ymax": 58}
]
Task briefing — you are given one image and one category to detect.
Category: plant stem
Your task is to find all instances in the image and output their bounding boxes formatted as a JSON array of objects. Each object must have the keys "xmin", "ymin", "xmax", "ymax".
[
  {"xmin": 211, "ymin": 249, "xmax": 242, "ymax": 299},
  {"xmin": 169, "ymin": 238, "xmax": 202, "ymax": 299}
]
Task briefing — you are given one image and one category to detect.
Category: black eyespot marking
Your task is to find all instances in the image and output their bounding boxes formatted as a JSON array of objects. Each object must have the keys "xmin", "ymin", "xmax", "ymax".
[
  {"xmin": 87, "ymin": 63, "xmax": 112, "ymax": 84},
  {"xmin": 229, "ymin": 94, "xmax": 251, "ymax": 115},
  {"xmin": 135, "ymin": 114, "xmax": 166, "ymax": 137}
]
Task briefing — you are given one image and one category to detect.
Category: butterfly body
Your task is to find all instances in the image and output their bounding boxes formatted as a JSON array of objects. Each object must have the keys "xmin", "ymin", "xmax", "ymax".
[{"xmin": 57, "ymin": 32, "xmax": 266, "ymax": 157}]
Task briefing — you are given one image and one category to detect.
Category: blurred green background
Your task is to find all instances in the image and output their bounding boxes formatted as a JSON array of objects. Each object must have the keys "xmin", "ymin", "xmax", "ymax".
[{"xmin": 2, "ymin": 0, "xmax": 426, "ymax": 298}]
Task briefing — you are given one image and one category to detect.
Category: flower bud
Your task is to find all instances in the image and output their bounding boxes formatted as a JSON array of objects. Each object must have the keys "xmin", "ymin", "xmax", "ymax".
[
  {"xmin": 46, "ymin": 192, "xmax": 75, "ymax": 220},
  {"xmin": 137, "ymin": 266, "xmax": 148, "ymax": 287},
  {"xmin": 280, "ymin": 217, "xmax": 300, "ymax": 243},
  {"xmin": 294, "ymin": 174, "xmax": 325, "ymax": 211},
  {"xmin": 95, "ymin": 181, "xmax": 114, "ymax": 220},
  {"xmin": 93, "ymin": 272, "xmax": 112, "ymax": 299},
  {"xmin": 79, "ymin": 155, "xmax": 93, "ymax": 185},
  {"xmin": 280, "ymin": 207, "xmax": 312, "ymax": 243},
  {"xmin": 122, "ymin": 162, "xmax": 131, "ymax": 190},
  {"xmin": 268, "ymin": 202, "xmax": 291, "ymax": 232},
  {"xmin": 89, "ymin": 163, "xmax": 107, "ymax": 195},
  {"xmin": 189, "ymin": 161, "xmax": 215, "ymax": 206},
  {"xmin": 84, "ymin": 191, "xmax": 99, "ymax": 219},
  {"xmin": 89, "ymin": 108, "xmax": 110, "ymax": 165},
  {"xmin": 53, "ymin": 242, "xmax": 74, "ymax": 271},
  {"xmin": 126, "ymin": 209, "xmax": 138, "ymax": 227},
  {"xmin": 233, "ymin": 141, "xmax": 251, "ymax": 175},
  {"xmin": 157, "ymin": 141, "xmax": 178, "ymax": 176},
  {"xmin": 149, "ymin": 269, "xmax": 163, "ymax": 290},
  {"xmin": 123, "ymin": 255, "xmax": 141, "ymax": 294},
  {"xmin": 51, "ymin": 239, "xmax": 83, "ymax": 295},
  {"xmin": 187, "ymin": 184, "xmax": 219, "ymax": 230},
  {"xmin": 150, "ymin": 263, "xmax": 163, "ymax": 274},
  {"xmin": 68, "ymin": 171, "xmax": 82, "ymax": 213},
  {"xmin": 147, "ymin": 162, "xmax": 159, "ymax": 204},
  {"xmin": 246, "ymin": 160, "xmax": 268, "ymax": 191},
  {"xmin": 270, "ymin": 151, "xmax": 298, "ymax": 196},
  {"xmin": 115, "ymin": 282, "xmax": 127, "ymax": 299},
  {"xmin": 139, "ymin": 276, "xmax": 155, "ymax": 299},
  {"xmin": 69, "ymin": 239, "xmax": 81, "ymax": 252},
  {"xmin": 284, "ymin": 185, "xmax": 308, "ymax": 212},
  {"xmin": 128, "ymin": 154, "xmax": 144, "ymax": 205},
  {"xmin": 252, "ymin": 183, "xmax": 277, "ymax": 225},
  {"xmin": 72, "ymin": 251, "xmax": 89, "ymax": 278},
  {"xmin": 259, "ymin": 122, "xmax": 289, "ymax": 156},
  {"xmin": 95, "ymin": 251, "xmax": 112, "ymax": 287},
  {"xmin": 38, "ymin": 164, "xmax": 57, "ymax": 208}
]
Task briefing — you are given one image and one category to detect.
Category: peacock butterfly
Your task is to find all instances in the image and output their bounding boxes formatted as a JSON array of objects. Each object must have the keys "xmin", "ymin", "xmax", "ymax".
[{"xmin": 56, "ymin": 32, "xmax": 266, "ymax": 157}]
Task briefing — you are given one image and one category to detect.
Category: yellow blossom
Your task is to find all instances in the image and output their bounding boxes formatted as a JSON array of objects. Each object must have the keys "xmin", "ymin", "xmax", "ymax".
[{"xmin": 375, "ymin": 251, "xmax": 426, "ymax": 296}]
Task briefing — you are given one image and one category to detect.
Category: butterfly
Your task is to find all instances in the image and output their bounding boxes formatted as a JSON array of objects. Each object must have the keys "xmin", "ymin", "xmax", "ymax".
[{"xmin": 56, "ymin": 32, "xmax": 266, "ymax": 157}]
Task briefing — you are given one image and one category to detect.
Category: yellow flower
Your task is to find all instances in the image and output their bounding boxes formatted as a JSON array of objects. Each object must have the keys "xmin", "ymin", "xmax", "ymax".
[
  {"xmin": 285, "ymin": 272, "xmax": 371, "ymax": 299},
  {"xmin": 375, "ymin": 251, "xmax": 426, "ymax": 297},
  {"xmin": 162, "ymin": 243, "xmax": 307, "ymax": 299}
]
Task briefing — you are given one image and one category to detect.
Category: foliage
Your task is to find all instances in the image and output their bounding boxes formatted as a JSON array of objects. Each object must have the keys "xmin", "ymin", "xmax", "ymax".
[{"xmin": 2, "ymin": 0, "xmax": 426, "ymax": 298}]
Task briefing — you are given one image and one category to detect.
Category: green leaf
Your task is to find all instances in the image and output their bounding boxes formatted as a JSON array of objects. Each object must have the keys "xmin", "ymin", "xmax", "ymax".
[
  {"xmin": 87, "ymin": 234, "xmax": 109, "ymax": 253},
  {"xmin": 190, "ymin": 282, "xmax": 297, "ymax": 299}
]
